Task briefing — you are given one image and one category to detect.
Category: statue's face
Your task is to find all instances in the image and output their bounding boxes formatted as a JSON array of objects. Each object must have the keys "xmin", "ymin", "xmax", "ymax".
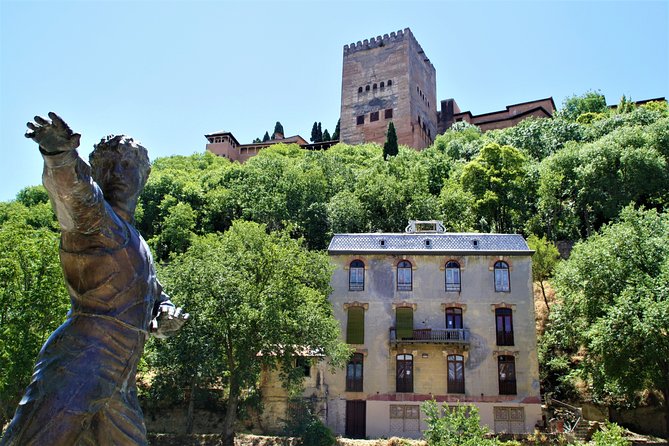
[{"xmin": 93, "ymin": 151, "xmax": 148, "ymax": 207}]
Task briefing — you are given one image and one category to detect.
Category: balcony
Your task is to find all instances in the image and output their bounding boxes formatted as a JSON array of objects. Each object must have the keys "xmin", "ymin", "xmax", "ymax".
[{"xmin": 389, "ymin": 328, "xmax": 470, "ymax": 347}]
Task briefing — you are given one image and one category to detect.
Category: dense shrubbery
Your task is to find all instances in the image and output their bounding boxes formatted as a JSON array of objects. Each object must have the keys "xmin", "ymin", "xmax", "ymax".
[{"xmin": 421, "ymin": 400, "xmax": 496, "ymax": 446}]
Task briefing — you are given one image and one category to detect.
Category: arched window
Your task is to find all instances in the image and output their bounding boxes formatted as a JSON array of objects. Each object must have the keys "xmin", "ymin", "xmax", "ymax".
[
  {"xmin": 397, "ymin": 260, "xmax": 412, "ymax": 291},
  {"xmin": 495, "ymin": 308, "xmax": 514, "ymax": 346},
  {"xmin": 387, "ymin": 79, "xmax": 392, "ymax": 86},
  {"xmin": 494, "ymin": 261, "xmax": 510, "ymax": 292},
  {"xmin": 498, "ymin": 355, "xmax": 517, "ymax": 395},
  {"xmin": 346, "ymin": 353, "xmax": 364, "ymax": 391},
  {"xmin": 358, "ymin": 86, "xmax": 363, "ymax": 93},
  {"xmin": 447, "ymin": 354, "xmax": 465, "ymax": 393},
  {"xmin": 365, "ymin": 85, "xmax": 370, "ymax": 91},
  {"xmin": 396, "ymin": 354, "xmax": 413, "ymax": 392},
  {"xmin": 445, "ymin": 261, "xmax": 461, "ymax": 291},
  {"xmin": 380, "ymin": 81, "xmax": 385, "ymax": 88},
  {"xmin": 349, "ymin": 260, "xmax": 364, "ymax": 291},
  {"xmin": 373, "ymin": 83, "xmax": 377, "ymax": 90}
]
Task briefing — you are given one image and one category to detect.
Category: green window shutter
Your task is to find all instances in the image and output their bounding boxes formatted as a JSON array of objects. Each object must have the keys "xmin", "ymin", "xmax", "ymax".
[
  {"xmin": 396, "ymin": 307, "xmax": 413, "ymax": 340},
  {"xmin": 347, "ymin": 307, "xmax": 364, "ymax": 344}
]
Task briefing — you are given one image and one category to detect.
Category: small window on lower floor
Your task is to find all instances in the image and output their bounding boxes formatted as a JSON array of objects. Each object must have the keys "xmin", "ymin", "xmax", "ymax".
[
  {"xmin": 385, "ymin": 108, "xmax": 393, "ymax": 119},
  {"xmin": 389, "ymin": 404, "xmax": 420, "ymax": 435},
  {"xmin": 356, "ymin": 115, "xmax": 364, "ymax": 125},
  {"xmin": 370, "ymin": 111, "xmax": 379, "ymax": 122},
  {"xmin": 296, "ymin": 357, "xmax": 311, "ymax": 377}
]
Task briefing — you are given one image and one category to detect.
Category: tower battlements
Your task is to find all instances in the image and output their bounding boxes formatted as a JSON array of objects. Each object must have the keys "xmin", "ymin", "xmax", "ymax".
[{"xmin": 343, "ymin": 28, "xmax": 433, "ymax": 70}]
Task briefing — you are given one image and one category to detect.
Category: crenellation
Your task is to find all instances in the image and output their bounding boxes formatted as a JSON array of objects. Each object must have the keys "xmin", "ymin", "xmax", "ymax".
[{"xmin": 343, "ymin": 28, "xmax": 408, "ymax": 55}]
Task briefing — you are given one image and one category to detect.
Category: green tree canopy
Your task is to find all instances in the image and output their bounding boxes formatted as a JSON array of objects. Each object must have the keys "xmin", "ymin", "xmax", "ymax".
[
  {"xmin": 559, "ymin": 90, "xmax": 608, "ymax": 122},
  {"xmin": 527, "ymin": 234, "xmax": 560, "ymax": 313},
  {"xmin": 547, "ymin": 207, "xmax": 669, "ymax": 433},
  {"xmin": 0, "ymin": 219, "xmax": 68, "ymax": 424},
  {"xmin": 461, "ymin": 142, "xmax": 530, "ymax": 233},
  {"xmin": 150, "ymin": 221, "xmax": 349, "ymax": 444}
]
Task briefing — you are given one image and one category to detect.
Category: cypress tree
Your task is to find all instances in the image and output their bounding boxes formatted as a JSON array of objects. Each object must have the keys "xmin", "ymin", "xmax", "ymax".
[
  {"xmin": 383, "ymin": 122, "xmax": 398, "ymax": 160},
  {"xmin": 316, "ymin": 122, "xmax": 323, "ymax": 142},
  {"xmin": 263, "ymin": 131, "xmax": 270, "ymax": 142},
  {"xmin": 332, "ymin": 119, "xmax": 340, "ymax": 141},
  {"xmin": 274, "ymin": 121, "xmax": 284, "ymax": 136},
  {"xmin": 310, "ymin": 122, "xmax": 319, "ymax": 142},
  {"xmin": 323, "ymin": 129, "xmax": 331, "ymax": 141}
]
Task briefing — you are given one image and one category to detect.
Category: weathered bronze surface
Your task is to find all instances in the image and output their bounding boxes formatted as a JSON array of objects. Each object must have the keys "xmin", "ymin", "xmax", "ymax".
[{"xmin": 0, "ymin": 113, "xmax": 188, "ymax": 445}]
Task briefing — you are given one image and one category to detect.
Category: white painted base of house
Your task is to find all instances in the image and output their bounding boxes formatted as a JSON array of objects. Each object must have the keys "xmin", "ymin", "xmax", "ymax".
[{"xmin": 327, "ymin": 398, "xmax": 542, "ymax": 439}]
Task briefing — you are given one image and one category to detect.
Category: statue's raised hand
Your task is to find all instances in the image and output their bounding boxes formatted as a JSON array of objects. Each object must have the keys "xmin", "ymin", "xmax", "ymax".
[{"xmin": 26, "ymin": 112, "xmax": 81, "ymax": 153}]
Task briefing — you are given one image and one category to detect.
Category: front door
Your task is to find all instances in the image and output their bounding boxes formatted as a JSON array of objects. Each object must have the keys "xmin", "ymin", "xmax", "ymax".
[{"xmin": 345, "ymin": 400, "xmax": 366, "ymax": 439}]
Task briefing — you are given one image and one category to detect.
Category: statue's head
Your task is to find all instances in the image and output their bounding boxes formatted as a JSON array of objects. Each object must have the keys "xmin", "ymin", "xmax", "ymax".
[{"xmin": 89, "ymin": 135, "xmax": 151, "ymax": 219}]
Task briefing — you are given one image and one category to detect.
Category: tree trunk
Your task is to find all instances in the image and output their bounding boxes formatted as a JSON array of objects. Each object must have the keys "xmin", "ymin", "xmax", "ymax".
[
  {"xmin": 663, "ymin": 384, "xmax": 669, "ymax": 440},
  {"xmin": 540, "ymin": 280, "xmax": 550, "ymax": 314},
  {"xmin": 223, "ymin": 377, "xmax": 240, "ymax": 446},
  {"xmin": 186, "ymin": 375, "xmax": 197, "ymax": 434}
]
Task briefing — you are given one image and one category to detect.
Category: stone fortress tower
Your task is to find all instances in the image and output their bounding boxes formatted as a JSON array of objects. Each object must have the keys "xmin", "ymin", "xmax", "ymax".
[{"xmin": 339, "ymin": 28, "xmax": 438, "ymax": 150}]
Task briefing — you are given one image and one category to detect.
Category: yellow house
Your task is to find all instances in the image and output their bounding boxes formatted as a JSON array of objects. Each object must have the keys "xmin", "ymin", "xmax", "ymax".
[{"xmin": 260, "ymin": 220, "xmax": 541, "ymax": 439}]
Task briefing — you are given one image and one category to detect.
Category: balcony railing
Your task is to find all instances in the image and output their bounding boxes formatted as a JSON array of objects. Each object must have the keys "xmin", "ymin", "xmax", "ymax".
[{"xmin": 390, "ymin": 328, "xmax": 470, "ymax": 345}]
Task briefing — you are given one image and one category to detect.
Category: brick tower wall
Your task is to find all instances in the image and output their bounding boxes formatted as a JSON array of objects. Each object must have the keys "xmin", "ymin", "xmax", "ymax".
[
  {"xmin": 407, "ymin": 33, "xmax": 437, "ymax": 149},
  {"xmin": 339, "ymin": 29, "xmax": 437, "ymax": 150}
]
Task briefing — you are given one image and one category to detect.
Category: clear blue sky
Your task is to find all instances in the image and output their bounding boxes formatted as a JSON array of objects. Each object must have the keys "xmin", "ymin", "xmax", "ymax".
[{"xmin": 1, "ymin": 0, "xmax": 667, "ymax": 201}]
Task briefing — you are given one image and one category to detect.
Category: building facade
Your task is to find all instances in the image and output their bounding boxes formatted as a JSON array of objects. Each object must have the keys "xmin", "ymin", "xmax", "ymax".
[
  {"xmin": 324, "ymin": 221, "xmax": 541, "ymax": 438},
  {"xmin": 437, "ymin": 98, "xmax": 556, "ymax": 133},
  {"xmin": 205, "ymin": 130, "xmax": 331, "ymax": 163}
]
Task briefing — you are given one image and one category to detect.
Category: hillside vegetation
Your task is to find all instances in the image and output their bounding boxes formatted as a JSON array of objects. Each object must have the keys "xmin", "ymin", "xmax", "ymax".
[{"xmin": 1, "ymin": 94, "xmax": 668, "ymax": 436}]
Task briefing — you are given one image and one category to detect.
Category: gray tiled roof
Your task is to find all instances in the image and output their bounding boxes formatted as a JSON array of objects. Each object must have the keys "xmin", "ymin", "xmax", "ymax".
[{"xmin": 328, "ymin": 233, "xmax": 531, "ymax": 255}]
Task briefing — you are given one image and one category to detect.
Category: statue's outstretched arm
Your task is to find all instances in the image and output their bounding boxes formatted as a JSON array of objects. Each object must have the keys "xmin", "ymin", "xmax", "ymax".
[{"xmin": 26, "ymin": 113, "xmax": 116, "ymax": 235}]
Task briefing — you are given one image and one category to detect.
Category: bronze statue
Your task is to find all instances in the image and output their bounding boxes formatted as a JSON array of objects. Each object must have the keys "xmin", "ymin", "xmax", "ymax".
[{"xmin": 0, "ymin": 113, "xmax": 188, "ymax": 445}]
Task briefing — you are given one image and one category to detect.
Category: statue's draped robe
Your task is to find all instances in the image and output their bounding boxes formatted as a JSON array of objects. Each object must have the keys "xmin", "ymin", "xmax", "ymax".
[{"xmin": 1, "ymin": 150, "xmax": 165, "ymax": 446}]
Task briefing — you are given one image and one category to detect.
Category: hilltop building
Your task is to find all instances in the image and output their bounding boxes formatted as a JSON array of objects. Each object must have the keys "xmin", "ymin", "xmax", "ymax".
[
  {"xmin": 205, "ymin": 28, "xmax": 557, "ymax": 161},
  {"xmin": 204, "ymin": 130, "xmax": 335, "ymax": 163},
  {"xmin": 205, "ymin": 27, "xmax": 661, "ymax": 160},
  {"xmin": 338, "ymin": 28, "xmax": 556, "ymax": 148},
  {"xmin": 438, "ymin": 97, "xmax": 556, "ymax": 132},
  {"xmin": 259, "ymin": 221, "xmax": 541, "ymax": 438}
]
